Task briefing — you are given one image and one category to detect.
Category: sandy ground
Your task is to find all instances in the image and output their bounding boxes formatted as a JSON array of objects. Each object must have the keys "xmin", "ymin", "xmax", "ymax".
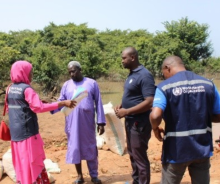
[{"xmin": 1, "ymin": 111, "xmax": 220, "ymax": 184}]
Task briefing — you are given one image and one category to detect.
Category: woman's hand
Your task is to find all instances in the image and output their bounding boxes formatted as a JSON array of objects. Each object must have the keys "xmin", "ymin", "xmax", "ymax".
[{"xmin": 58, "ymin": 100, "xmax": 76, "ymax": 108}]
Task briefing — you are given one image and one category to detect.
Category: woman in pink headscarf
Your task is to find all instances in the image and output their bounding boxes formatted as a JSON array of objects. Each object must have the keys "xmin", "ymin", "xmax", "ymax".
[{"xmin": 7, "ymin": 60, "xmax": 75, "ymax": 184}]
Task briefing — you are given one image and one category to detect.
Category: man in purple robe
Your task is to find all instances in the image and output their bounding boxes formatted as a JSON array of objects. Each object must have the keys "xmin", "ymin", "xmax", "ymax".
[{"xmin": 56, "ymin": 61, "xmax": 106, "ymax": 184}]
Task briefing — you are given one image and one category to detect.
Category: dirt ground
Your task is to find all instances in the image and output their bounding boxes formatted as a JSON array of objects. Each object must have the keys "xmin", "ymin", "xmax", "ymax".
[{"xmin": 0, "ymin": 110, "xmax": 220, "ymax": 184}]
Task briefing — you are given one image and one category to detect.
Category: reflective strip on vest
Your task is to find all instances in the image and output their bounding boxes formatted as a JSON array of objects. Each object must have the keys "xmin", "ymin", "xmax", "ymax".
[
  {"xmin": 8, "ymin": 105, "xmax": 21, "ymax": 109},
  {"xmin": 164, "ymin": 127, "xmax": 212, "ymax": 140},
  {"xmin": 161, "ymin": 80, "xmax": 213, "ymax": 91}
]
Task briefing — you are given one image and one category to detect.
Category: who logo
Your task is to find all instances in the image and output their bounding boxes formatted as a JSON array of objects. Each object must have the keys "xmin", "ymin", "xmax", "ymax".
[{"xmin": 172, "ymin": 87, "xmax": 182, "ymax": 96}]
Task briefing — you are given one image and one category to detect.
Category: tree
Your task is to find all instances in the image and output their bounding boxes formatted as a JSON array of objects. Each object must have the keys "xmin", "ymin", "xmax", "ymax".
[
  {"xmin": 9, "ymin": 30, "xmax": 40, "ymax": 58},
  {"xmin": 149, "ymin": 17, "xmax": 213, "ymax": 76},
  {"xmin": 163, "ymin": 17, "xmax": 213, "ymax": 61},
  {"xmin": 0, "ymin": 47, "xmax": 20, "ymax": 87},
  {"xmin": 31, "ymin": 45, "xmax": 62, "ymax": 93},
  {"xmin": 205, "ymin": 57, "xmax": 220, "ymax": 79},
  {"xmin": 76, "ymin": 41, "xmax": 108, "ymax": 79},
  {"xmin": 0, "ymin": 20, "xmax": 217, "ymax": 91}
]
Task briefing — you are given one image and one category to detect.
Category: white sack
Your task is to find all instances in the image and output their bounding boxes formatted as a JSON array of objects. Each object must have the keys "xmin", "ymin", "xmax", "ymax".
[
  {"xmin": 44, "ymin": 159, "xmax": 61, "ymax": 173},
  {"xmin": 101, "ymin": 102, "xmax": 125, "ymax": 156},
  {"xmin": 96, "ymin": 136, "xmax": 105, "ymax": 149},
  {"xmin": 0, "ymin": 160, "xmax": 3, "ymax": 180},
  {"xmin": 2, "ymin": 148, "xmax": 16, "ymax": 182}
]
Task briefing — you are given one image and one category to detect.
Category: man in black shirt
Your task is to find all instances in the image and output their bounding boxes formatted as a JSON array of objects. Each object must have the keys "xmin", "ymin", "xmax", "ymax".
[{"xmin": 114, "ymin": 47, "xmax": 155, "ymax": 184}]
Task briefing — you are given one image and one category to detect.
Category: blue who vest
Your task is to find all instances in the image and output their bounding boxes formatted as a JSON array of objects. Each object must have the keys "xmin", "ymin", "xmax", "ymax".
[
  {"xmin": 7, "ymin": 83, "xmax": 39, "ymax": 141},
  {"xmin": 157, "ymin": 71, "xmax": 215, "ymax": 163}
]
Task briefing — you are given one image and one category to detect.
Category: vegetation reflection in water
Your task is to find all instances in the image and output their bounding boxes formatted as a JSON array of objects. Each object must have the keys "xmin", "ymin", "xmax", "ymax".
[{"xmin": 99, "ymin": 79, "xmax": 220, "ymax": 107}]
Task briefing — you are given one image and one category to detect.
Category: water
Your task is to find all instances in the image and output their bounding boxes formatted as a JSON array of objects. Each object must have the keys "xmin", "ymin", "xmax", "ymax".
[
  {"xmin": 99, "ymin": 79, "xmax": 220, "ymax": 106},
  {"xmin": 98, "ymin": 81, "xmax": 124, "ymax": 106},
  {"xmin": 98, "ymin": 79, "xmax": 220, "ymax": 145},
  {"xmin": 213, "ymin": 79, "xmax": 220, "ymax": 90}
]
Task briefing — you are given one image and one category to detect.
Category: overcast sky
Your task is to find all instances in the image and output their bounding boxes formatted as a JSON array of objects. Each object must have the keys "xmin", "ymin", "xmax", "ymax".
[{"xmin": 1, "ymin": 0, "xmax": 220, "ymax": 57}]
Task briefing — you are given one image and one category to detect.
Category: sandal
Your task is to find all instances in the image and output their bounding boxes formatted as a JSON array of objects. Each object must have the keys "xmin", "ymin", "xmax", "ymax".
[
  {"xmin": 91, "ymin": 177, "xmax": 102, "ymax": 184},
  {"xmin": 73, "ymin": 178, "xmax": 85, "ymax": 184}
]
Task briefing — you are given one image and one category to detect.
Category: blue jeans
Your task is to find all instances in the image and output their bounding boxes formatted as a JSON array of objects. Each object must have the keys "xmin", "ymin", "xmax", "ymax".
[{"xmin": 161, "ymin": 157, "xmax": 210, "ymax": 184}]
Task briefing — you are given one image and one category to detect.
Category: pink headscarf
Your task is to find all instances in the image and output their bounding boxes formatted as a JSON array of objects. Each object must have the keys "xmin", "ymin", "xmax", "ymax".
[{"xmin": 10, "ymin": 61, "xmax": 32, "ymax": 85}]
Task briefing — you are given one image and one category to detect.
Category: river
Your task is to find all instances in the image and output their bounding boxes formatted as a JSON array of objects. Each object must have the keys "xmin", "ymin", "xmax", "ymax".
[
  {"xmin": 99, "ymin": 79, "xmax": 220, "ymax": 106},
  {"xmin": 99, "ymin": 79, "xmax": 220, "ymax": 145}
]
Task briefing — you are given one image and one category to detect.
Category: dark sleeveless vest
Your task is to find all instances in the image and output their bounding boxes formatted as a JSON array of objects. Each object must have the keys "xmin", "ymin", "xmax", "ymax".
[
  {"xmin": 157, "ymin": 71, "xmax": 215, "ymax": 163},
  {"xmin": 7, "ymin": 83, "xmax": 39, "ymax": 141}
]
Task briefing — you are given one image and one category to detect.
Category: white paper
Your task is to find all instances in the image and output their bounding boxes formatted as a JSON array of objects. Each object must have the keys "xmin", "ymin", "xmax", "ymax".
[{"xmin": 61, "ymin": 88, "xmax": 88, "ymax": 116}]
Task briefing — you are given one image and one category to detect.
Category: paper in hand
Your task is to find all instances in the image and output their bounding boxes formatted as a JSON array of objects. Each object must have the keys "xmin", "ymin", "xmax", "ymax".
[{"xmin": 61, "ymin": 87, "xmax": 88, "ymax": 116}]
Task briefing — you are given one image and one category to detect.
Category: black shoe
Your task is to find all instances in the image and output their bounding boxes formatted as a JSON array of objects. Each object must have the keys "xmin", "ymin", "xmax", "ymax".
[
  {"xmin": 91, "ymin": 177, "xmax": 102, "ymax": 184},
  {"xmin": 73, "ymin": 178, "xmax": 84, "ymax": 184}
]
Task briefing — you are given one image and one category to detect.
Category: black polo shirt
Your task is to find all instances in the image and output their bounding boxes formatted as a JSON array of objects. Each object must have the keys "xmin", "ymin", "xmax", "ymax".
[{"xmin": 122, "ymin": 65, "xmax": 155, "ymax": 121}]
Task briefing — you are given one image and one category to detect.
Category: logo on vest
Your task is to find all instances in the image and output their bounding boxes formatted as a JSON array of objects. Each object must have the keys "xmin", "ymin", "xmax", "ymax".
[
  {"xmin": 172, "ymin": 87, "xmax": 182, "ymax": 96},
  {"xmin": 129, "ymin": 79, "xmax": 133, "ymax": 84},
  {"xmin": 9, "ymin": 87, "xmax": 23, "ymax": 94}
]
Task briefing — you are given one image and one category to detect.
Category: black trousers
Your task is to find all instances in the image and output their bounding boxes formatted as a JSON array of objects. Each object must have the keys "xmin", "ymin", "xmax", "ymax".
[{"xmin": 125, "ymin": 119, "xmax": 152, "ymax": 184}]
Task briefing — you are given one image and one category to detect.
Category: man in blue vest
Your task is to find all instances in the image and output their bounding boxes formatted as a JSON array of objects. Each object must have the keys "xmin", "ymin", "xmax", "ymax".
[{"xmin": 150, "ymin": 56, "xmax": 220, "ymax": 184}]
